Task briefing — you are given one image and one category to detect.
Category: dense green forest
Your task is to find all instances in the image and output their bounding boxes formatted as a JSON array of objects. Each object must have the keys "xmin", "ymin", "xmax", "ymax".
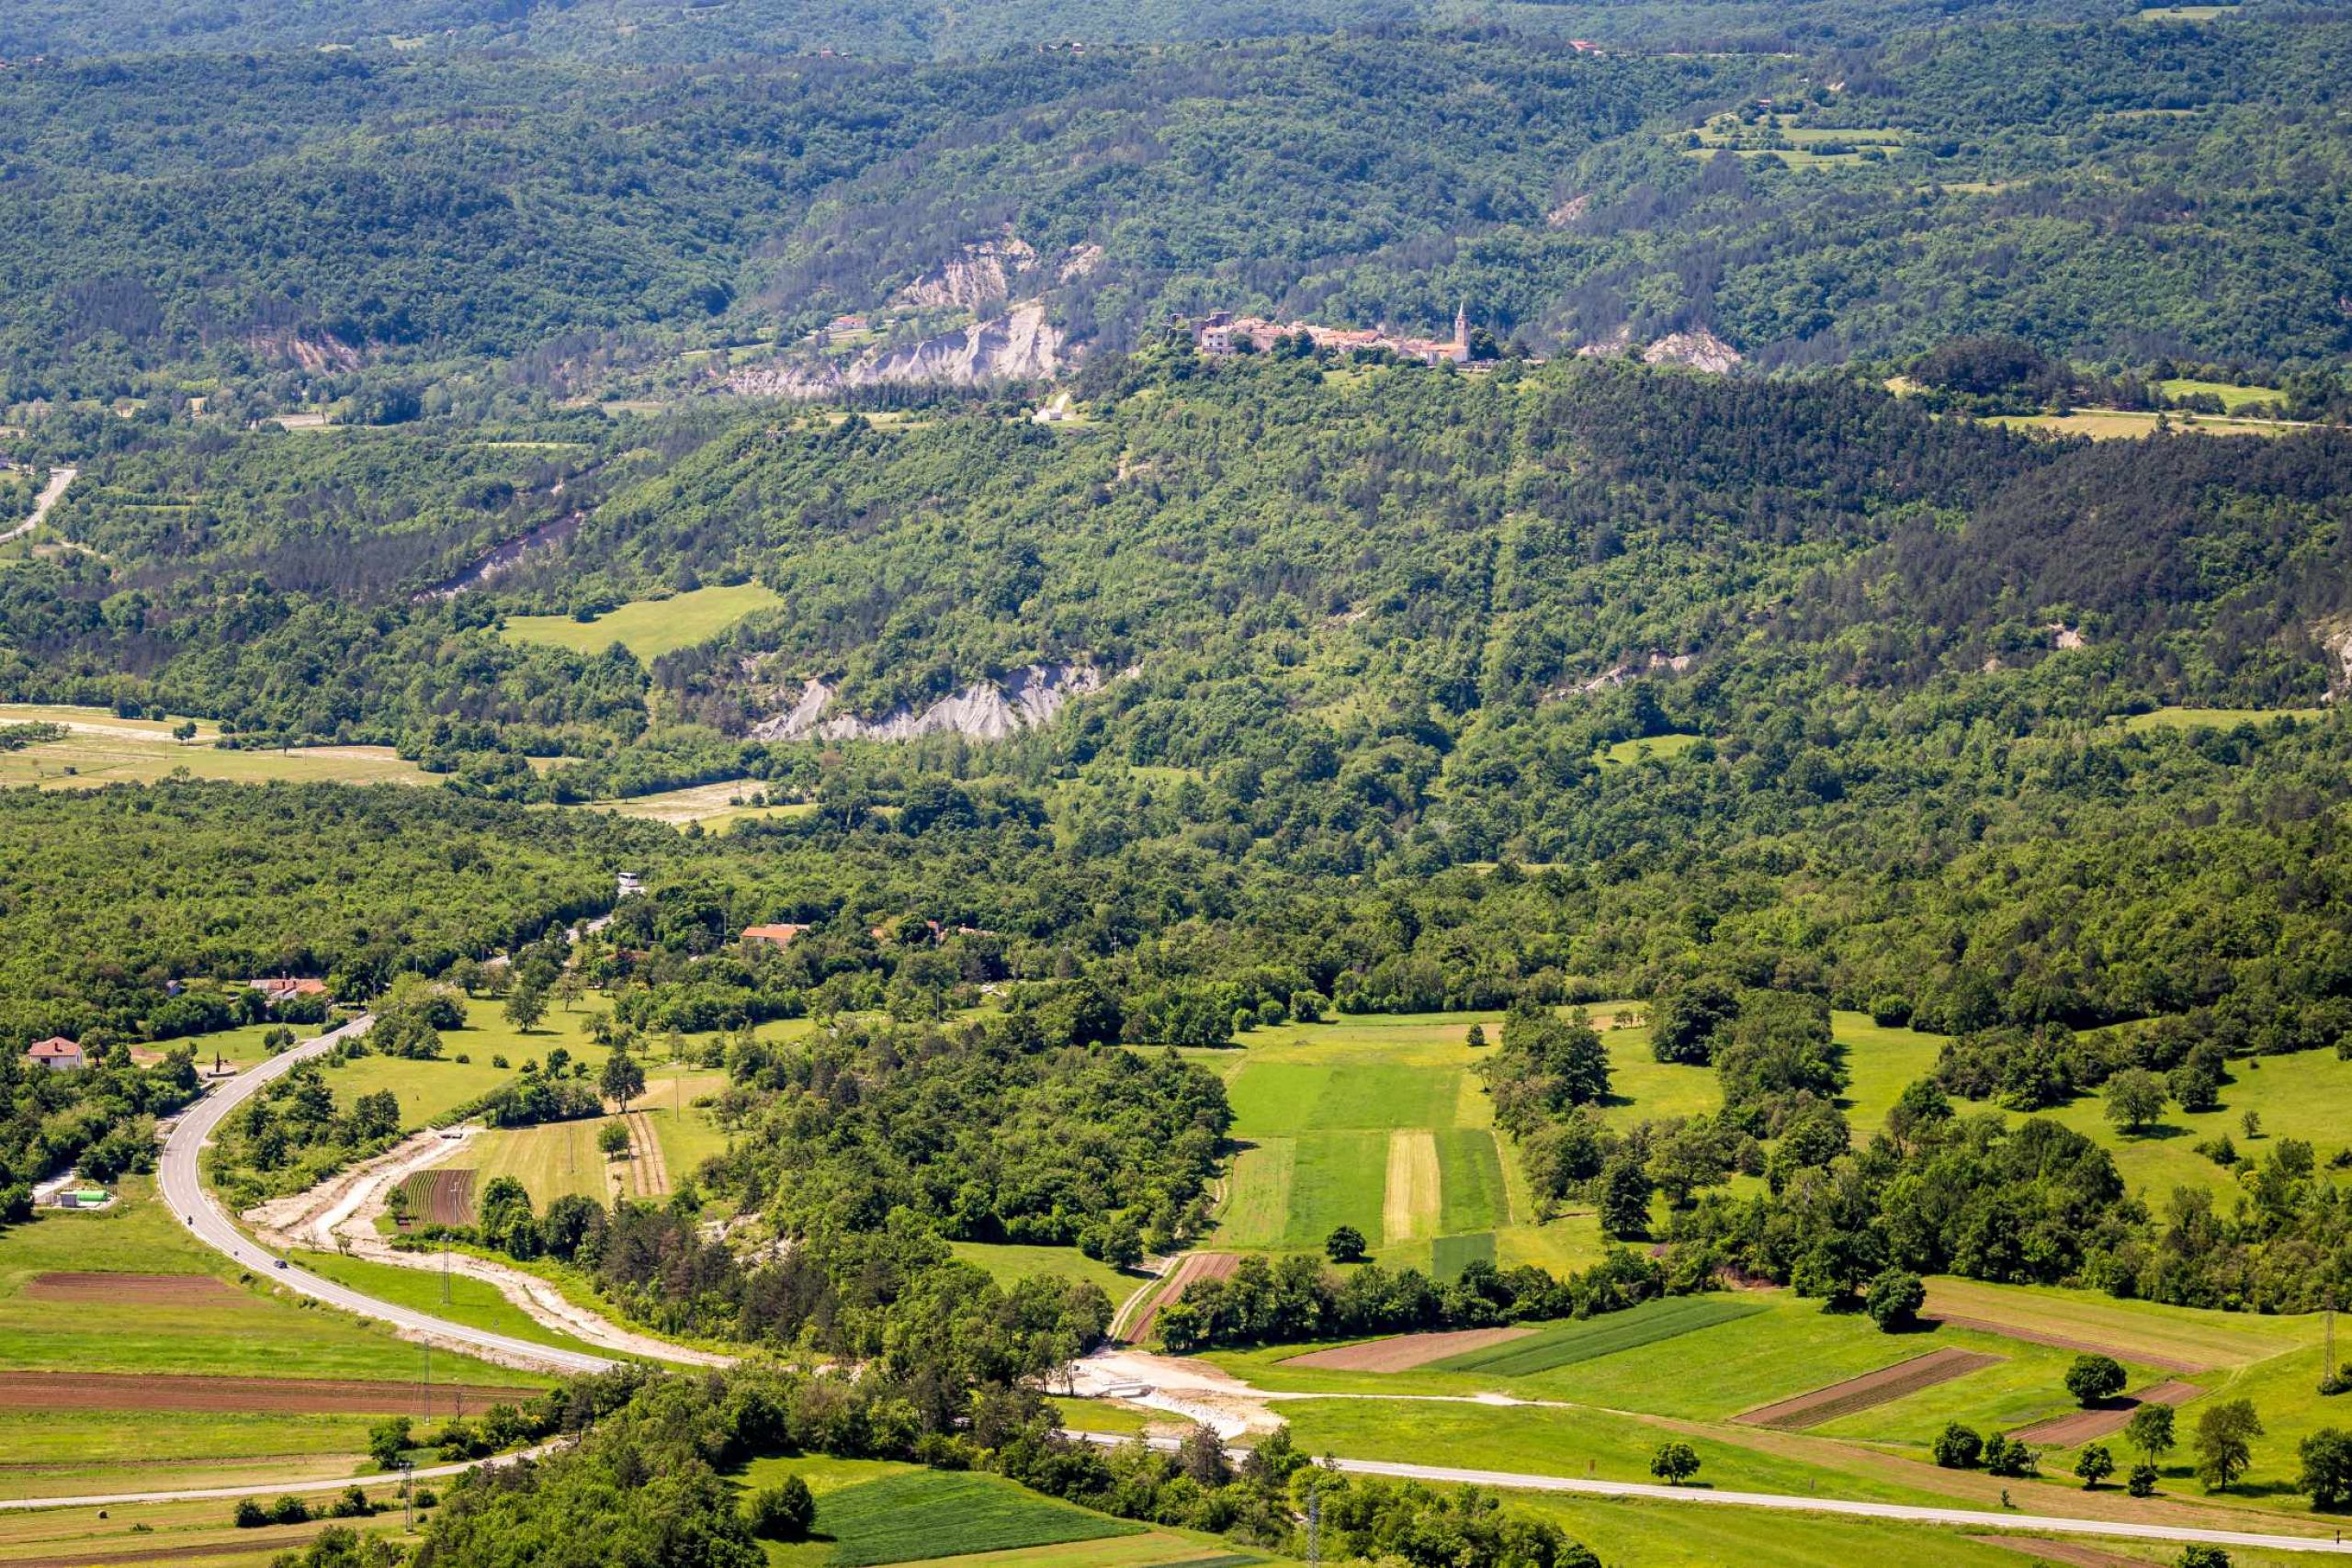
[
  {"xmin": 3, "ymin": 12, "xmax": 2350, "ymax": 409},
  {"xmin": 0, "ymin": 0, "xmax": 2152, "ymax": 64}
]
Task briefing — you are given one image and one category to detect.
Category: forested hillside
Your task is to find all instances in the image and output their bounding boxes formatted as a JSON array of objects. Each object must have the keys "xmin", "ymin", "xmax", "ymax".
[{"xmin": 3, "ymin": 12, "xmax": 2349, "ymax": 408}]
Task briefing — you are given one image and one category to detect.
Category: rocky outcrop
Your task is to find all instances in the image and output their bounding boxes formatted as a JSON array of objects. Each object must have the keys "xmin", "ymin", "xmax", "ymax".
[
  {"xmin": 897, "ymin": 237, "xmax": 1038, "ymax": 311},
  {"xmin": 1551, "ymin": 650, "xmax": 1697, "ymax": 700},
  {"xmin": 752, "ymin": 661, "xmax": 1104, "ymax": 743},
  {"xmin": 1643, "ymin": 329, "xmax": 1744, "ymax": 374},
  {"xmin": 728, "ymin": 301, "xmax": 1064, "ymax": 400},
  {"xmin": 1546, "ymin": 194, "xmax": 1590, "ymax": 227}
]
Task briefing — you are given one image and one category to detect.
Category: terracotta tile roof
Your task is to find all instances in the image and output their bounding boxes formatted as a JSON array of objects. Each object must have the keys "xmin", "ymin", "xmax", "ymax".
[
  {"xmin": 741, "ymin": 922, "xmax": 808, "ymax": 947},
  {"xmin": 28, "ymin": 1037, "xmax": 82, "ymax": 1059}
]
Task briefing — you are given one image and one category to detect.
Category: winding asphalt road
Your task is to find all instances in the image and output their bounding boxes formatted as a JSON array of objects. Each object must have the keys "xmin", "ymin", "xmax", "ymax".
[
  {"xmin": 158, "ymin": 1015, "xmax": 616, "ymax": 1378},
  {"xmin": 1, "ymin": 465, "xmax": 76, "ymax": 544},
  {"xmin": 137, "ymin": 1034, "xmax": 2352, "ymax": 1553}
]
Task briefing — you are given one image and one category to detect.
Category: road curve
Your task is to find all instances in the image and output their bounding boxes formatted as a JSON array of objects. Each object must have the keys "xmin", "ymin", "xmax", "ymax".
[
  {"xmin": 160, "ymin": 1016, "xmax": 617, "ymax": 1378},
  {"xmin": 1, "ymin": 465, "xmax": 76, "ymax": 544}
]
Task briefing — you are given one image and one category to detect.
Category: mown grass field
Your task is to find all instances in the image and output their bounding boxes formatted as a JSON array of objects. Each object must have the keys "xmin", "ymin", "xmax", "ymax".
[
  {"xmin": 321, "ymin": 1009, "xmax": 613, "ymax": 1133},
  {"xmin": 733, "ymin": 1456, "xmax": 1160, "ymax": 1568},
  {"xmin": 468, "ymin": 1115, "xmax": 637, "ymax": 1209},
  {"xmin": 290, "ymin": 1248, "xmax": 600, "ymax": 1362},
  {"xmin": 948, "ymin": 1241, "xmax": 1137, "ymax": 1298},
  {"xmin": 1596, "ymin": 731, "xmax": 1702, "ymax": 766},
  {"xmin": 2157, "ymin": 377, "xmax": 2286, "ymax": 412},
  {"xmin": 0, "ymin": 703, "xmax": 438, "ymax": 790},
  {"xmin": 0, "ymin": 1178, "xmax": 526, "ymax": 1495},
  {"xmin": 1211, "ymin": 1014, "xmax": 1523, "ymax": 1267},
  {"xmin": 0, "ymin": 1483, "xmax": 415, "ymax": 1566},
  {"xmin": 501, "ymin": 581, "xmax": 783, "ymax": 660},
  {"xmin": 1432, "ymin": 1295, "xmax": 1767, "ymax": 1375}
]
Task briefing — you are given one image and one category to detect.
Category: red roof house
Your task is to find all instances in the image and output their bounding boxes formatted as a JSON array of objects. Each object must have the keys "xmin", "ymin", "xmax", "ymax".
[
  {"xmin": 27, "ymin": 1037, "xmax": 85, "ymax": 1070},
  {"xmin": 742, "ymin": 923, "xmax": 808, "ymax": 949}
]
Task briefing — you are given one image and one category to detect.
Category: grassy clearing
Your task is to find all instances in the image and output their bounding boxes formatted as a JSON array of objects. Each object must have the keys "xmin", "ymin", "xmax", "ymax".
[
  {"xmin": 0, "ymin": 715, "xmax": 437, "ymax": 791},
  {"xmin": 0, "ymin": 1178, "xmax": 520, "ymax": 1383},
  {"xmin": 289, "ymin": 1249, "xmax": 598, "ymax": 1363},
  {"xmin": 469, "ymin": 1116, "xmax": 635, "ymax": 1209},
  {"xmin": 1430, "ymin": 1231, "xmax": 1495, "ymax": 1282},
  {"xmin": 1218, "ymin": 1137, "xmax": 1295, "ymax": 1249},
  {"xmin": 628, "ymin": 1066, "xmax": 732, "ymax": 1179},
  {"xmin": 1433, "ymin": 1129, "xmax": 1506, "ymax": 1235},
  {"xmin": 1989, "ymin": 1045, "xmax": 2352, "ymax": 1202},
  {"xmin": 1920, "ymin": 1277, "xmax": 2310, "ymax": 1369},
  {"xmin": 0, "ymin": 1407, "xmax": 384, "ymax": 1500},
  {"xmin": 948, "ymin": 1241, "xmax": 1138, "ymax": 1298},
  {"xmin": 813, "ymin": 1469, "xmax": 1142, "ymax": 1567},
  {"xmin": 1049, "ymin": 1396, "xmax": 1154, "ymax": 1437},
  {"xmin": 501, "ymin": 581, "xmax": 783, "ymax": 660},
  {"xmin": 1435, "ymin": 1295, "xmax": 1767, "ymax": 1375},
  {"xmin": 2117, "ymin": 705, "xmax": 2325, "ymax": 733},
  {"xmin": 1831, "ymin": 1010, "xmax": 1948, "ymax": 1136},
  {"xmin": 2158, "ymin": 378, "xmax": 2284, "ymax": 412},
  {"xmin": 1285, "ymin": 1130, "xmax": 1389, "ymax": 1254},
  {"xmin": 1987, "ymin": 409, "xmax": 2296, "ymax": 440},
  {"xmin": 1597, "ymin": 732, "xmax": 1702, "ymax": 765},
  {"xmin": 733, "ymin": 1459, "xmax": 1142, "ymax": 1567}
]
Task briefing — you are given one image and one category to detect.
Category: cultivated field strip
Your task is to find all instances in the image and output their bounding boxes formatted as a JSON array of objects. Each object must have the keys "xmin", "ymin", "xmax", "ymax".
[
  {"xmin": 1433, "ymin": 1296, "xmax": 1766, "ymax": 1377},
  {"xmin": 1733, "ymin": 1347, "xmax": 2007, "ymax": 1430},
  {"xmin": 0, "ymin": 1371, "xmax": 538, "ymax": 1416},
  {"xmin": 1124, "ymin": 1252, "xmax": 1238, "ymax": 1344},
  {"xmin": 2008, "ymin": 1381, "xmax": 2205, "ymax": 1446},
  {"xmin": 1280, "ymin": 1325, "xmax": 1537, "ymax": 1372}
]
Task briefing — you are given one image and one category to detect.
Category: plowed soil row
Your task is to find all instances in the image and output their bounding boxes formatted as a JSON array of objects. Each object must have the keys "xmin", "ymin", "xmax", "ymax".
[
  {"xmin": 2009, "ymin": 1381, "xmax": 2204, "ymax": 1446},
  {"xmin": 1125, "ymin": 1252, "xmax": 1238, "ymax": 1344},
  {"xmin": 626, "ymin": 1111, "xmax": 669, "ymax": 1197},
  {"xmin": 1734, "ymin": 1348, "xmax": 2007, "ymax": 1430},
  {"xmin": 1928, "ymin": 1314, "xmax": 2210, "ymax": 1375},
  {"xmin": 23, "ymin": 1272, "xmax": 239, "ymax": 1303},
  {"xmin": 403, "ymin": 1167, "xmax": 476, "ymax": 1227},
  {"xmin": 1281, "ymin": 1325, "xmax": 1536, "ymax": 1372},
  {"xmin": 0, "ymin": 1372, "xmax": 538, "ymax": 1416}
]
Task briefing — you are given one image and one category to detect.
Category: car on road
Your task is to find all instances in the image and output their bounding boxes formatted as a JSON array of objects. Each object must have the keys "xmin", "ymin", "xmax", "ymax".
[{"xmin": 273, "ymin": 1258, "xmax": 288, "ymax": 1270}]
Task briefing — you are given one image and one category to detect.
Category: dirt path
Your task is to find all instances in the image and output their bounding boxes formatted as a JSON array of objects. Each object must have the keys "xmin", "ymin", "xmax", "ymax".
[
  {"xmin": 253, "ymin": 1119, "xmax": 729, "ymax": 1368},
  {"xmin": 625, "ymin": 1111, "xmax": 669, "ymax": 1197},
  {"xmin": 247, "ymin": 1127, "xmax": 470, "ymax": 1253},
  {"xmin": 1121, "ymin": 1251, "xmax": 1238, "ymax": 1344}
]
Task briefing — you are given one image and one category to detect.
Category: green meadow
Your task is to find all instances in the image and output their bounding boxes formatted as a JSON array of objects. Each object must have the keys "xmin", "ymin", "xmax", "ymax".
[{"xmin": 500, "ymin": 581, "xmax": 783, "ymax": 660}]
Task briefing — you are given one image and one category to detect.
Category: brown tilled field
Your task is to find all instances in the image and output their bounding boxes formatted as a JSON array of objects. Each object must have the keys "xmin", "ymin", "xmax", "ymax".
[
  {"xmin": 0, "ymin": 1371, "xmax": 540, "ymax": 1416},
  {"xmin": 1125, "ymin": 1251, "xmax": 1238, "ymax": 1343},
  {"xmin": 1928, "ymin": 1314, "xmax": 2210, "ymax": 1375},
  {"xmin": 2008, "ymin": 1381, "xmax": 2204, "ymax": 1446},
  {"xmin": 402, "ymin": 1167, "xmax": 476, "ymax": 1227},
  {"xmin": 23, "ymin": 1272, "xmax": 241, "ymax": 1303},
  {"xmin": 1733, "ymin": 1347, "xmax": 2006, "ymax": 1430},
  {"xmin": 1280, "ymin": 1325, "xmax": 1537, "ymax": 1372}
]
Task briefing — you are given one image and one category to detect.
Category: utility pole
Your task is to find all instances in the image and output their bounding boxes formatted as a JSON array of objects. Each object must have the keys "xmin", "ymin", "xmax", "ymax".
[
  {"xmin": 397, "ymin": 1460, "xmax": 414, "ymax": 1531},
  {"xmin": 441, "ymin": 1233, "xmax": 451, "ymax": 1306},
  {"xmin": 1306, "ymin": 1488, "xmax": 1320, "ymax": 1568}
]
